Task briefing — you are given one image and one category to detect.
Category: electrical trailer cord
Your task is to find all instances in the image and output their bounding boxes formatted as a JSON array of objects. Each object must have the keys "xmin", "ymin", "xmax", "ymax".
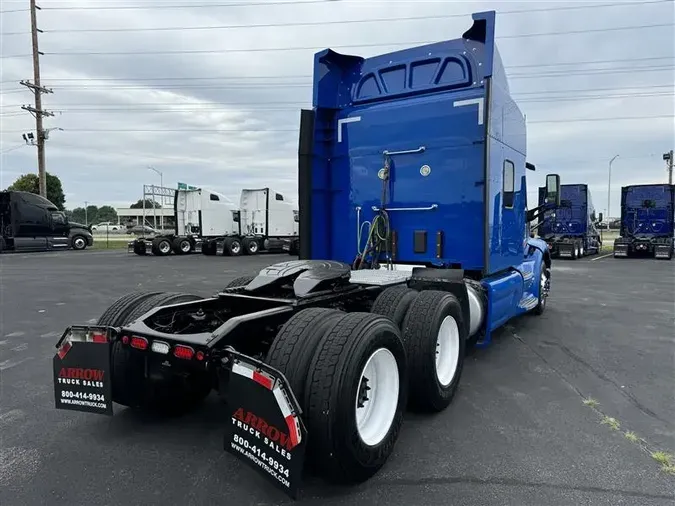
[{"xmin": 353, "ymin": 153, "xmax": 393, "ymax": 270}]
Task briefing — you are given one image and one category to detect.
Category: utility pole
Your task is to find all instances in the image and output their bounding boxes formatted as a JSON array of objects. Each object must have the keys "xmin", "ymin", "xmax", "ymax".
[
  {"xmin": 664, "ymin": 150, "xmax": 673, "ymax": 185},
  {"xmin": 21, "ymin": 0, "xmax": 53, "ymax": 198}
]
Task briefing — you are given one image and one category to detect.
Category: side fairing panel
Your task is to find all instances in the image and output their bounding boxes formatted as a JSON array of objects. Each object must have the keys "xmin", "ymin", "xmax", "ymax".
[{"xmin": 485, "ymin": 46, "xmax": 527, "ymax": 275}]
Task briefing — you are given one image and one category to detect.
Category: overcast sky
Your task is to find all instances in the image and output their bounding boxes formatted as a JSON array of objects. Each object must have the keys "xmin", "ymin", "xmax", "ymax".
[{"xmin": 1, "ymin": 0, "xmax": 673, "ymax": 217}]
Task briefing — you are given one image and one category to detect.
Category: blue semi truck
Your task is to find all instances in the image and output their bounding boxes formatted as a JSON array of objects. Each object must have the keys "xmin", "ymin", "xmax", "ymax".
[
  {"xmin": 536, "ymin": 183, "xmax": 603, "ymax": 259},
  {"xmin": 51, "ymin": 11, "xmax": 562, "ymax": 499},
  {"xmin": 613, "ymin": 183, "xmax": 675, "ymax": 260}
]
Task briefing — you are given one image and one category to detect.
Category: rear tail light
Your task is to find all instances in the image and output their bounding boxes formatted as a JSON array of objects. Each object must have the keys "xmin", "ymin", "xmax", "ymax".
[
  {"xmin": 173, "ymin": 345, "xmax": 194, "ymax": 360},
  {"xmin": 151, "ymin": 341, "xmax": 170, "ymax": 354},
  {"xmin": 56, "ymin": 326, "xmax": 109, "ymax": 359},
  {"xmin": 91, "ymin": 332, "xmax": 107, "ymax": 343},
  {"xmin": 130, "ymin": 336, "xmax": 148, "ymax": 350}
]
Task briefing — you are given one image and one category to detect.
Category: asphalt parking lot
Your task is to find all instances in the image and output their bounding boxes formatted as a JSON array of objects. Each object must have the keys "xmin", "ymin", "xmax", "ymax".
[{"xmin": 1, "ymin": 250, "xmax": 674, "ymax": 506}]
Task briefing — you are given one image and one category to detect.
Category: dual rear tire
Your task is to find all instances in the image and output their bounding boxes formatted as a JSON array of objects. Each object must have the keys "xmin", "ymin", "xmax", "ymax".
[
  {"xmin": 266, "ymin": 308, "xmax": 407, "ymax": 484},
  {"xmin": 264, "ymin": 286, "xmax": 466, "ymax": 484}
]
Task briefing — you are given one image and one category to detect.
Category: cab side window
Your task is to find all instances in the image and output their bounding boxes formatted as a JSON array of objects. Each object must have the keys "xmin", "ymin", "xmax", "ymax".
[{"xmin": 503, "ymin": 160, "xmax": 515, "ymax": 209}]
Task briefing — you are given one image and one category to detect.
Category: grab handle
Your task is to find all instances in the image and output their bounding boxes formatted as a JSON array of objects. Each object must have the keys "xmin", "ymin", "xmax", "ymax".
[{"xmin": 371, "ymin": 204, "xmax": 438, "ymax": 212}]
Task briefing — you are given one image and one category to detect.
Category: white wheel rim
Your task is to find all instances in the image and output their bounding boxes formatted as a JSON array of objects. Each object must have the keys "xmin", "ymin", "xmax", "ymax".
[
  {"xmin": 74, "ymin": 238, "xmax": 85, "ymax": 248},
  {"xmin": 232, "ymin": 242, "xmax": 241, "ymax": 254},
  {"xmin": 181, "ymin": 241, "xmax": 191, "ymax": 252},
  {"xmin": 435, "ymin": 316, "xmax": 460, "ymax": 387},
  {"xmin": 580, "ymin": 246, "xmax": 584, "ymax": 256},
  {"xmin": 355, "ymin": 347, "xmax": 399, "ymax": 447},
  {"xmin": 250, "ymin": 241, "xmax": 258, "ymax": 252},
  {"xmin": 160, "ymin": 241, "xmax": 171, "ymax": 253},
  {"xmin": 540, "ymin": 271, "xmax": 547, "ymax": 305}
]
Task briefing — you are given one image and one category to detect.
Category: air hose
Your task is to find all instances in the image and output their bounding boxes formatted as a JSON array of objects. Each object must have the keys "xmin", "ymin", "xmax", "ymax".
[{"xmin": 353, "ymin": 154, "xmax": 393, "ymax": 270}]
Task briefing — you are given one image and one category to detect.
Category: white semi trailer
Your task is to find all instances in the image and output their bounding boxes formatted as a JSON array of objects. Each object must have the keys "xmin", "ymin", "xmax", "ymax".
[{"xmin": 129, "ymin": 187, "xmax": 298, "ymax": 256}]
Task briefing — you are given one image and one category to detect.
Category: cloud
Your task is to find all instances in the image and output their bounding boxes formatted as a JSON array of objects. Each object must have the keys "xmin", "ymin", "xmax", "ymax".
[{"xmin": 0, "ymin": 0, "xmax": 673, "ymax": 220}]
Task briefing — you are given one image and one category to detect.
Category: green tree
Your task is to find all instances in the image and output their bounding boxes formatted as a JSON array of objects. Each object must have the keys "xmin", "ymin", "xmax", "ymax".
[
  {"xmin": 67, "ymin": 207, "xmax": 86, "ymax": 223},
  {"xmin": 96, "ymin": 205, "xmax": 118, "ymax": 222},
  {"xmin": 85, "ymin": 205, "xmax": 99, "ymax": 224},
  {"xmin": 130, "ymin": 199, "xmax": 161, "ymax": 209},
  {"xmin": 7, "ymin": 172, "xmax": 66, "ymax": 210}
]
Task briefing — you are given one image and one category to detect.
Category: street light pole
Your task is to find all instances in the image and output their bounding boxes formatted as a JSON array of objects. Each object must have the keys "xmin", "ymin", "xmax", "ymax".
[
  {"xmin": 84, "ymin": 200, "xmax": 89, "ymax": 226},
  {"xmin": 147, "ymin": 166, "xmax": 164, "ymax": 231},
  {"xmin": 607, "ymin": 155, "xmax": 619, "ymax": 232}
]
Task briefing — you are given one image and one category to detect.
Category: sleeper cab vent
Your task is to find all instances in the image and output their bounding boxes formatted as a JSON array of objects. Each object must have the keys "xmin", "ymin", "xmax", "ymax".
[{"xmin": 354, "ymin": 56, "xmax": 473, "ymax": 104}]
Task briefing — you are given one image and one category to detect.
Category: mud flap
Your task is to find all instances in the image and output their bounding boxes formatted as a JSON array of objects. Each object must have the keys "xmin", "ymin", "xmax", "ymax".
[
  {"xmin": 220, "ymin": 348, "xmax": 307, "ymax": 500},
  {"xmin": 52, "ymin": 326, "xmax": 114, "ymax": 416}
]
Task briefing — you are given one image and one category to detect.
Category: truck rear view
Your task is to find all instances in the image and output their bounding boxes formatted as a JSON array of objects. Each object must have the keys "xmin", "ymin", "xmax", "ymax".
[
  {"xmin": 537, "ymin": 184, "xmax": 602, "ymax": 259},
  {"xmin": 613, "ymin": 183, "xmax": 675, "ymax": 259}
]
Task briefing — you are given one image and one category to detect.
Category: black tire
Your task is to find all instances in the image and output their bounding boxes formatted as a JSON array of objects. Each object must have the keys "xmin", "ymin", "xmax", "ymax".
[
  {"xmin": 71, "ymin": 235, "xmax": 88, "ymax": 251},
  {"xmin": 242, "ymin": 237, "xmax": 260, "ymax": 255},
  {"xmin": 401, "ymin": 290, "xmax": 466, "ymax": 412},
  {"xmin": 151, "ymin": 237, "xmax": 172, "ymax": 256},
  {"xmin": 224, "ymin": 275, "xmax": 256, "ymax": 290},
  {"xmin": 533, "ymin": 264, "xmax": 551, "ymax": 316},
  {"xmin": 124, "ymin": 291, "xmax": 204, "ymax": 325},
  {"xmin": 172, "ymin": 237, "xmax": 192, "ymax": 255},
  {"xmin": 202, "ymin": 239, "xmax": 217, "ymax": 256},
  {"xmin": 304, "ymin": 312, "xmax": 407, "ymax": 483},
  {"xmin": 223, "ymin": 237, "xmax": 242, "ymax": 256},
  {"xmin": 96, "ymin": 291, "xmax": 162, "ymax": 327},
  {"xmin": 133, "ymin": 240, "xmax": 147, "ymax": 255},
  {"xmin": 266, "ymin": 308, "xmax": 345, "ymax": 406},
  {"xmin": 370, "ymin": 286, "xmax": 417, "ymax": 328}
]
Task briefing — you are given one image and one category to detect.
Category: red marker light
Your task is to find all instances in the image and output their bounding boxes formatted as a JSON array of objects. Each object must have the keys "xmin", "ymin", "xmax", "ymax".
[
  {"xmin": 130, "ymin": 336, "xmax": 148, "ymax": 350},
  {"xmin": 121, "ymin": 335, "xmax": 129, "ymax": 345},
  {"xmin": 91, "ymin": 332, "xmax": 107, "ymax": 343},
  {"xmin": 173, "ymin": 345, "xmax": 194, "ymax": 360},
  {"xmin": 195, "ymin": 351, "xmax": 205, "ymax": 361}
]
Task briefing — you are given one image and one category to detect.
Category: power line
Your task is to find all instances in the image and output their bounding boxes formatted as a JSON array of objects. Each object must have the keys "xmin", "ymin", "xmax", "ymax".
[
  {"xmin": 2, "ymin": 56, "xmax": 670, "ymax": 86},
  {"xmin": 3, "ymin": 115, "xmax": 673, "ymax": 134},
  {"xmin": 4, "ymin": 0, "xmax": 671, "ymax": 35},
  {"xmin": 41, "ymin": 0, "xmax": 334, "ymax": 11},
  {"xmin": 34, "ymin": 0, "xmax": 671, "ymax": 12},
  {"xmin": 0, "ymin": 8, "xmax": 29, "ymax": 14},
  {"xmin": 11, "ymin": 56, "xmax": 663, "ymax": 83},
  {"xmin": 21, "ymin": 65, "xmax": 671, "ymax": 91},
  {"xmin": 3, "ymin": 85, "xmax": 674, "ymax": 110},
  {"xmin": 0, "ymin": 91, "xmax": 664, "ymax": 117},
  {"xmin": 3, "ymin": 22, "xmax": 673, "ymax": 59}
]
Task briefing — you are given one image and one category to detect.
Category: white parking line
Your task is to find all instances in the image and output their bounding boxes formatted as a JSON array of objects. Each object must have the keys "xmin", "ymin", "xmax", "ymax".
[{"xmin": 591, "ymin": 253, "xmax": 613, "ymax": 261}]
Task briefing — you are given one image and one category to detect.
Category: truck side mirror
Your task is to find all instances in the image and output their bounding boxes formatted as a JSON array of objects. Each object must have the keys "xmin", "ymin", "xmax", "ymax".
[
  {"xmin": 597, "ymin": 212, "xmax": 603, "ymax": 223},
  {"xmin": 545, "ymin": 174, "xmax": 561, "ymax": 207}
]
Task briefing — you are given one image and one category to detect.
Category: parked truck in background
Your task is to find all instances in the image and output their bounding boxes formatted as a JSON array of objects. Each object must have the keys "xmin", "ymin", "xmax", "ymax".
[
  {"xmin": 537, "ymin": 183, "xmax": 602, "ymax": 259},
  {"xmin": 0, "ymin": 190, "xmax": 93, "ymax": 253},
  {"xmin": 52, "ymin": 10, "xmax": 561, "ymax": 499},
  {"xmin": 130, "ymin": 187, "xmax": 299, "ymax": 256},
  {"xmin": 613, "ymin": 183, "xmax": 674, "ymax": 260}
]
